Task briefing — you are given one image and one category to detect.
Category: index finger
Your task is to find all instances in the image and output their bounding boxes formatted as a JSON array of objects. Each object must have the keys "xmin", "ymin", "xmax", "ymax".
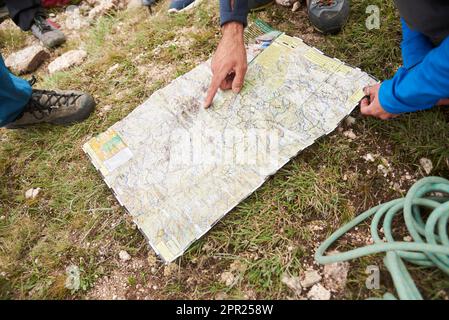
[{"xmin": 204, "ymin": 71, "xmax": 226, "ymax": 108}]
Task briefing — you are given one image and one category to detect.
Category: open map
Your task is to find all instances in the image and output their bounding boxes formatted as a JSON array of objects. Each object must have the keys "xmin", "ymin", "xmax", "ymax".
[{"xmin": 83, "ymin": 32, "xmax": 376, "ymax": 262}]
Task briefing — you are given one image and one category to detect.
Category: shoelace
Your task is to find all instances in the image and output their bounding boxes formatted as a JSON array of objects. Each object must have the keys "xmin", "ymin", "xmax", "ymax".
[
  {"xmin": 25, "ymin": 90, "xmax": 82, "ymax": 120},
  {"xmin": 33, "ymin": 15, "xmax": 53, "ymax": 33}
]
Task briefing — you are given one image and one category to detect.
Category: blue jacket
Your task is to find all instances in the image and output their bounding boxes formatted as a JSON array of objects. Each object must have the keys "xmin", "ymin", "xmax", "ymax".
[{"xmin": 219, "ymin": 1, "xmax": 449, "ymax": 114}]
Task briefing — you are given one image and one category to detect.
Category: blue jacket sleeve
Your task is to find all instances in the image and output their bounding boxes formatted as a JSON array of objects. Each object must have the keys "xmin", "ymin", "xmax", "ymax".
[
  {"xmin": 379, "ymin": 35, "xmax": 449, "ymax": 114},
  {"xmin": 400, "ymin": 18, "xmax": 434, "ymax": 70},
  {"xmin": 220, "ymin": 0, "xmax": 249, "ymax": 27}
]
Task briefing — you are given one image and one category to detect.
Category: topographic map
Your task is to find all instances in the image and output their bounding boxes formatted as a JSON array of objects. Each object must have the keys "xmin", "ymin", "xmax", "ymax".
[{"xmin": 83, "ymin": 33, "xmax": 376, "ymax": 262}]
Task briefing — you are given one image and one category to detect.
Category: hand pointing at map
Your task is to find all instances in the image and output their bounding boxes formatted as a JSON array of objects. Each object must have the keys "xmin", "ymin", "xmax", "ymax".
[{"xmin": 204, "ymin": 22, "xmax": 248, "ymax": 108}]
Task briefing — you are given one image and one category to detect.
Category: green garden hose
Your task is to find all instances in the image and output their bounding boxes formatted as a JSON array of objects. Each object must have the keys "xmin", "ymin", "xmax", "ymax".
[{"xmin": 315, "ymin": 176, "xmax": 449, "ymax": 300}]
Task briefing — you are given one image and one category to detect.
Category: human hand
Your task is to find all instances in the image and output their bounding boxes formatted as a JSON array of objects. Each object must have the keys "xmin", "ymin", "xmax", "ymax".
[
  {"xmin": 360, "ymin": 83, "xmax": 398, "ymax": 120},
  {"xmin": 204, "ymin": 22, "xmax": 247, "ymax": 108}
]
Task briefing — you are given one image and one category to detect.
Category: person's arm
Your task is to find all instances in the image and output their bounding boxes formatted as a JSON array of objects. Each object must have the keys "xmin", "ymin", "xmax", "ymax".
[
  {"xmin": 400, "ymin": 18, "xmax": 434, "ymax": 70},
  {"xmin": 379, "ymin": 35, "xmax": 449, "ymax": 114},
  {"xmin": 204, "ymin": 1, "xmax": 249, "ymax": 108}
]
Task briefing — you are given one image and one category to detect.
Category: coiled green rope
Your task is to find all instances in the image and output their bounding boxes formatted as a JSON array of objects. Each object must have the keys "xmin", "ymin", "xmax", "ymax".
[{"xmin": 315, "ymin": 176, "xmax": 449, "ymax": 300}]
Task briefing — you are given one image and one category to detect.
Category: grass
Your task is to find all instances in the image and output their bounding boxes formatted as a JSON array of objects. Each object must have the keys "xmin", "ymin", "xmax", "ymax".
[{"xmin": 0, "ymin": 0, "xmax": 448, "ymax": 300}]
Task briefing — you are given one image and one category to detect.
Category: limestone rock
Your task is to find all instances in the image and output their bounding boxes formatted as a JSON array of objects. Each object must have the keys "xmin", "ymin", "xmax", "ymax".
[
  {"xmin": 307, "ymin": 284, "xmax": 331, "ymax": 300},
  {"xmin": 5, "ymin": 45, "xmax": 49, "ymax": 75},
  {"xmin": 300, "ymin": 269, "xmax": 322, "ymax": 288},
  {"xmin": 48, "ymin": 49, "xmax": 87, "ymax": 74}
]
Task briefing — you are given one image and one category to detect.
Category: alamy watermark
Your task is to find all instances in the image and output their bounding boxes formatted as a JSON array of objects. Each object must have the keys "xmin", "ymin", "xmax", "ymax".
[
  {"xmin": 366, "ymin": 5, "xmax": 381, "ymax": 30},
  {"xmin": 365, "ymin": 265, "xmax": 380, "ymax": 290}
]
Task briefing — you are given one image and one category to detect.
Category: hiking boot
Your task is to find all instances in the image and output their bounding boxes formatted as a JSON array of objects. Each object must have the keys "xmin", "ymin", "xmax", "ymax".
[
  {"xmin": 307, "ymin": 0, "xmax": 350, "ymax": 34},
  {"xmin": 31, "ymin": 14, "xmax": 66, "ymax": 49},
  {"xmin": 168, "ymin": 0, "xmax": 199, "ymax": 13},
  {"xmin": 5, "ymin": 89, "xmax": 95, "ymax": 129},
  {"xmin": 249, "ymin": 0, "xmax": 274, "ymax": 12}
]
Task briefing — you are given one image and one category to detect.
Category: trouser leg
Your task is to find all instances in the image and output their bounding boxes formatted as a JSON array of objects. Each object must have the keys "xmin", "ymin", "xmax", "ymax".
[
  {"xmin": 0, "ymin": 55, "xmax": 32, "ymax": 126},
  {"xmin": 3, "ymin": 0, "xmax": 42, "ymax": 31}
]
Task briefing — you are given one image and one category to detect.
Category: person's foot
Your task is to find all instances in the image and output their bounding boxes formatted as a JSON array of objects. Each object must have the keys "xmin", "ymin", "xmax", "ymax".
[
  {"xmin": 307, "ymin": 0, "xmax": 350, "ymax": 34},
  {"xmin": 168, "ymin": 0, "xmax": 197, "ymax": 13},
  {"xmin": 249, "ymin": 0, "xmax": 274, "ymax": 12},
  {"xmin": 5, "ymin": 89, "xmax": 95, "ymax": 129},
  {"xmin": 31, "ymin": 14, "xmax": 66, "ymax": 49}
]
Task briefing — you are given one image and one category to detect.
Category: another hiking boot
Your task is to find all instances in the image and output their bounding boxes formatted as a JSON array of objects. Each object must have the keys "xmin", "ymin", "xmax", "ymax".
[
  {"xmin": 31, "ymin": 14, "xmax": 66, "ymax": 49},
  {"xmin": 168, "ymin": 0, "xmax": 198, "ymax": 13},
  {"xmin": 249, "ymin": 0, "xmax": 274, "ymax": 12},
  {"xmin": 307, "ymin": 0, "xmax": 350, "ymax": 34},
  {"xmin": 5, "ymin": 89, "xmax": 95, "ymax": 129}
]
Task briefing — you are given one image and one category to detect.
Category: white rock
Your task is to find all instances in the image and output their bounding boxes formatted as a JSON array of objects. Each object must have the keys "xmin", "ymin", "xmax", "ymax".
[
  {"xmin": 300, "ymin": 269, "xmax": 322, "ymax": 288},
  {"xmin": 281, "ymin": 274, "xmax": 302, "ymax": 296},
  {"xmin": 345, "ymin": 116, "xmax": 356, "ymax": 127},
  {"xmin": 403, "ymin": 236, "xmax": 412, "ymax": 242},
  {"xmin": 48, "ymin": 49, "xmax": 87, "ymax": 74},
  {"xmin": 25, "ymin": 188, "xmax": 41, "ymax": 200},
  {"xmin": 89, "ymin": 0, "xmax": 118, "ymax": 19},
  {"xmin": 377, "ymin": 164, "xmax": 389, "ymax": 177},
  {"xmin": 220, "ymin": 271, "xmax": 235, "ymax": 287},
  {"xmin": 292, "ymin": 1, "xmax": 301, "ymax": 12},
  {"xmin": 118, "ymin": 250, "xmax": 131, "ymax": 261},
  {"xmin": 64, "ymin": 7, "xmax": 90, "ymax": 30},
  {"xmin": 419, "ymin": 158, "xmax": 433, "ymax": 175},
  {"xmin": 323, "ymin": 258, "xmax": 349, "ymax": 292},
  {"xmin": 127, "ymin": 0, "xmax": 144, "ymax": 9},
  {"xmin": 343, "ymin": 129, "xmax": 357, "ymax": 140},
  {"xmin": 5, "ymin": 45, "xmax": 49, "ymax": 75},
  {"xmin": 307, "ymin": 284, "xmax": 331, "ymax": 300},
  {"xmin": 363, "ymin": 153, "xmax": 375, "ymax": 162}
]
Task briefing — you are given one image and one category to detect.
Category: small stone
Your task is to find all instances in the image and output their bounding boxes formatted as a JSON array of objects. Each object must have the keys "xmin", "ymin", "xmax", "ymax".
[
  {"xmin": 5, "ymin": 45, "xmax": 49, "ymax": 75},
  {"xmin": 292, "ymin": 1, "xmax": 301, "ymax": 12},
  {"xmin": 215, "ymin": 292, "xmax": 228, "ymax": 300},
  {"xmin": 323, "ymin": 256, "xmax": 349, "ymax": 292},
  {"xmin": 419, "ymin": 158, "xmax": 433, "ymax": 175},
  {"xmin": 99, "ymin": 105, "xmax": 112, "ymax": 115},
  {"xmin": 118, "ymin": 250, "xmax": 131, "ymax": 262},
  {"xmin": 344, "ymin": 116, "xmax": 356, "ymax": 127},
  {"xmin": 48, "ymin": 49, "xmax": 87, "ymax": 74},
  {"xmin": 163, "ymin": 263, "xmax": 177, "ymax": 277},
  {"xmin": 363, "ymin": 153, "xmax": 375, "ymax": 162},
  {"xmin": 307, "ymin": 284, "xmax": 331, "ymax": 300},
  {"xmin": 88, "ymin": 0, "xmax": 117, "ymax": 19},
  {"xmin": 377, "ymin": 164, "xmax": 390, "ymax": 177},
  {"xmin": 147, "ymin": 253, "xmax": 157, "ymax": 267},
  {"xmin": 343, "ymin": 129, "xmax": 357, "ymax": 140},
  {"xmin": 127, "ymin": 0, "xmax": 144, "ymax": 9},
  {"xmin": 300, "ymin": 269, "xmax": 322, "ymax": 288},
  {"xmin": 403, "ymin": 236, "xmax": 412, "ymax": 242},
  {"xmin": 220, "ymin": 271, "xmax": 235, "ymax": 287},
  {"xmin": 25, "ymin": 187, "xmax": 41, "ymax": 200},
  {"xmin": 281, "ymin": 274, "xmax": 302, "ymax": 296}
]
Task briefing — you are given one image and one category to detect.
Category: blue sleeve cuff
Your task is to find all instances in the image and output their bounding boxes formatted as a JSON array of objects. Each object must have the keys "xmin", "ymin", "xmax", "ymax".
[
  {"xmin": 379, "ymin": 68, "xmax": 435, "ymax": 114},
  {"xmin": 220, "ymin": 0, "xmax": 249, "ymax": 27}
]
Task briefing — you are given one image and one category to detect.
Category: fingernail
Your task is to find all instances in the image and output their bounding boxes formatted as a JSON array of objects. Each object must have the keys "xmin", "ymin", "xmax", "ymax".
[{"xmin": 233, "ymin": 87, "xmax": 242, "ymax": 94}]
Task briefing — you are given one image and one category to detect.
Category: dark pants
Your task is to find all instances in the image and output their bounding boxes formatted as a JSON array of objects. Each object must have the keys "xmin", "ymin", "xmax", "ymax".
[{"xmin": 2, "ymin": 0, "xmax": 42, "ymax": 31}]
